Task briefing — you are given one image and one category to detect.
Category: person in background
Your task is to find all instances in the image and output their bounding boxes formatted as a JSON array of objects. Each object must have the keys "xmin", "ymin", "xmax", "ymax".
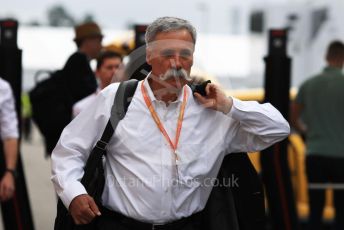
[
  {"xmin": 42, "ymin": 22, "xmax": 104, "ymax": 156},
  {"xmin": 62, "ymin": 22, "xmax": 103, "ymax": 103},
  {"xmin": 291, "ymin": 40, "xmax": 344, "ymax": 230},
  {"xmin": 73, "ymin": 51, "xmax": 123, "ymax": 117},
  {"xmin": 0, "ymin": 77, "xmax": 19, "ymax": 202}
]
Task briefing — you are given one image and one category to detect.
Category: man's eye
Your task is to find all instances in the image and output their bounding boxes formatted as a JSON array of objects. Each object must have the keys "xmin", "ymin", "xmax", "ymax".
[
  {"xmin": 161, "ymin": 50, "xmax": 174, "ymax": 57},
  {"xmin": 180, "ymin": 50, "xmax": 191, "ymax": 58}
]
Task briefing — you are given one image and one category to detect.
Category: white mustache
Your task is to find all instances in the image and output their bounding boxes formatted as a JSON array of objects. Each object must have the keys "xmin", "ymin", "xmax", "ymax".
[{"xmin": 160, "ymin": 69, "xmax": 192, "ymax": 81}]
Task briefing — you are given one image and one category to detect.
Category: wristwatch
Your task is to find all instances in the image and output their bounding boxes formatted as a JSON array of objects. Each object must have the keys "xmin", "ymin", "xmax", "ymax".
[{"xmin": 5, "ymin": 168, "xmax": 18, "ymax": 178}]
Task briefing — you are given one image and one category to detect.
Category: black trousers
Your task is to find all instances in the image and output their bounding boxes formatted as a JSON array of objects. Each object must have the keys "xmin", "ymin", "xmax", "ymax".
[
  {"xmin": 96, "ymin": 208, "xmax": 202, "ymax": 230},
  {"xmin": 306, "ymin": 155, "xmax": 344, "ymax": 230}
]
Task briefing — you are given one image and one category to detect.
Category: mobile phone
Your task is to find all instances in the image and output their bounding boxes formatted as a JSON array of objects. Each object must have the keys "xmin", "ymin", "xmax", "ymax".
[{"xmin": 189, "ymin": 80, "xmax": 211, "ymax": 97}]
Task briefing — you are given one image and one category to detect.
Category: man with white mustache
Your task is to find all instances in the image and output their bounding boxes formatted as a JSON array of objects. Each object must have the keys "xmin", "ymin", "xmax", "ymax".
[
  {"xmin": 160, "ymin": 68, "xmax": 190, "ymax": 81},
  {"xmin": 51, "ymin": 16, "xmax": 290, "ymax": 230}
]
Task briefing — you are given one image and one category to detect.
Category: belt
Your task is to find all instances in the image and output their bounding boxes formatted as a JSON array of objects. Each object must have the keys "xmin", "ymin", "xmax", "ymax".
[{"xmin": 100, "ymin": 206, "xmax": 202, "ymax": 230}]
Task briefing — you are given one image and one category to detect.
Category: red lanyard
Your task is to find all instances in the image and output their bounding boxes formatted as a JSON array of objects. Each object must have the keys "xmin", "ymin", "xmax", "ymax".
[{"xmin": 141, "ymin": 80, "xmax": 188, "ymax": 161}]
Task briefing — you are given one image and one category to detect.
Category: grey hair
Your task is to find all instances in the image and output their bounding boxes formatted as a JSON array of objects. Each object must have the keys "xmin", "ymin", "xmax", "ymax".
[{"xmin": 145, "ymin": 17, "xmax": 197, "ymax": 45}]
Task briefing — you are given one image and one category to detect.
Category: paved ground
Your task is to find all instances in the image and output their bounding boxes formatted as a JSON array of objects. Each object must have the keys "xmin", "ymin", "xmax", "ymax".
[{"xmin": 0, "ymin": 126, "xmax": 56, "ymax": 230}]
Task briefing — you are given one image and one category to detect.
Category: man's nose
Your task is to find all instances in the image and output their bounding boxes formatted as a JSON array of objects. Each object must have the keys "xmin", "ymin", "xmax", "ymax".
[
  {"xmin": 169, "ymin": 56, "xmax": 182, "ymax": 69},
  {"xmin": 111, "ymin": 68, "xmax": 118, "ymax": 75}
]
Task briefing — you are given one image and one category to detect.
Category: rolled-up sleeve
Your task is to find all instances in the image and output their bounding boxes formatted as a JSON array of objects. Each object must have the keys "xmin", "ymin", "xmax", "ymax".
[
  {"xmin": 0, "ymin": 81, "xmax": 19, "ymax": 140},
  {"xmin": 225, "ymin": 97, "xmax": 290, "ymax": 153}
]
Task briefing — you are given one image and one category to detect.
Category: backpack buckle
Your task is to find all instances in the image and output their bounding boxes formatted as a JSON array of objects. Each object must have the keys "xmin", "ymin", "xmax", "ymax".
[{"xmin": 96, "ymin": 140, "xmax": 108, "ymax": 150}]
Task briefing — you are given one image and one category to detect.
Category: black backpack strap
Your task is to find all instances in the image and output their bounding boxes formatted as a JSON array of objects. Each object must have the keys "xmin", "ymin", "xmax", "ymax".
[{"xmin": 95, "ymin": 79, "xmax": 139, "ymax": 151}]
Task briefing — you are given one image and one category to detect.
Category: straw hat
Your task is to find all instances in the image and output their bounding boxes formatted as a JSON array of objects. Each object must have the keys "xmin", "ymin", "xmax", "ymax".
[{"xmin": 74, "ymin": 22, "xmax": 103, "ymax": 41}]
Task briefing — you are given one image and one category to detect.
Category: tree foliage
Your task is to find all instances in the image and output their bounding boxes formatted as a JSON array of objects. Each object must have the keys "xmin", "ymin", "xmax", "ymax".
[
  {"xmin": 81, "ymin": 13, "xmax": 95, "ymax": 24},
  {"xmin": 42, "ymin": 5, "xmax": 97, "ymax": 27},
  {"xmin": 47, "ymin": 5, "xmax": 76, "ymax": 27}
]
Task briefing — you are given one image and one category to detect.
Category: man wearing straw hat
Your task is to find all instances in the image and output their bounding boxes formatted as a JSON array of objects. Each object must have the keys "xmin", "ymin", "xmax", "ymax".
[
  {"xmin": 42, "ymin": 22, "xmax": 104, "ymax": 155},
  {"xmin": 62, "ymin": 22, "xmax": 104, "ymax": 103}
]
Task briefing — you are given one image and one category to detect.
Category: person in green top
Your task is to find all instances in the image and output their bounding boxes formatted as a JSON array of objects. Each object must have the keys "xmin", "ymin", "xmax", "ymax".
[{"xmin": 292, "ymin": 40, "xmax": 344, "ymax": 230}]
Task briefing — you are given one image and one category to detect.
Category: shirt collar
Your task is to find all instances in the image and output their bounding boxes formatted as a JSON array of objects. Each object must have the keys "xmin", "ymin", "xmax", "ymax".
[{"xmin": 143, "ymin": 72, "xmax": 187, "ymax": 104}]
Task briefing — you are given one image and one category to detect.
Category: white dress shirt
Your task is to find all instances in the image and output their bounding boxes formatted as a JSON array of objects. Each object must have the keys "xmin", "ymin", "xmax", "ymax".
[
  {"xmin": 0, "ymin": 77, "xmax": 19, "ymax": 140},
  {"xmin": 72, "ymin": 88, "xmax": 101, "ymax": 118},
  {"xmin": 51, "ymin": 78, "xmax": 290, "ymax": 224}
]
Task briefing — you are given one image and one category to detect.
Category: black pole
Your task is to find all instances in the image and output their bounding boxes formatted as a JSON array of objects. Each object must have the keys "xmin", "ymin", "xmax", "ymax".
[
  {"xmin": 260, "ymin": 29, "xmax": 299, "ymax": 230},
  {"xmin": 128, "ymin": 24, "xmax": 151, "ymax": 81},
  {"xmin": 0, "ymin": 19, "xmax": 35, "ymax": 230}
]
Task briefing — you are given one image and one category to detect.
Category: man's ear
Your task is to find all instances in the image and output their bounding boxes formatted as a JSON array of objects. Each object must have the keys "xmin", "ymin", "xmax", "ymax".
[
  {"xmin": 95, "ymin": 69, "xmax": 100, "ymax": 79},
  {"xmin": 146, "ymin": 47, "xmax": 152, "ymax": 65}
]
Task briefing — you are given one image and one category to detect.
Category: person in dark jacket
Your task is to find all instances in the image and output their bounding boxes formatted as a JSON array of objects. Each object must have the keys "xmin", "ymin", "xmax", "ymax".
[
  {"xmin": 62, "ymin": 22, "xmax": 103, "ymax": 103},
  {"xmin": 42, "ymin": 22, "xmax": 103, "ymax": 156}
]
